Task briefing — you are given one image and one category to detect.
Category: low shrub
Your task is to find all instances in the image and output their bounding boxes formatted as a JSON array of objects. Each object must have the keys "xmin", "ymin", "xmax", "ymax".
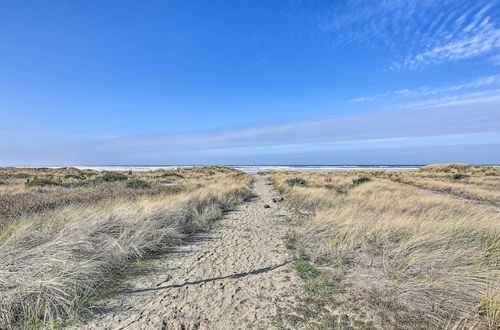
[
  {"xmin": 64, "ymin": 173, "xmax": 86, "ymax": 180},
  {"xmin": 101, "ymin": 171, "xmax": 128, "ymax": 182},
  {"xmin": 25, "ymin": 177, "xmax": 62, "ymax": 187},
  {"xmin": 83, "ymin": 171, "xmax": 98, "ymax": 177},
  {"xmin": 13, "ymin": 173, "xmax": 31, "ymax": 179},
  {"xmin": 161, "ymin": 172, "xmax": 184, "ymax": 179},
  {"xmin": 286, "ymin": 177, "xmax": 308, "ymax": 187},
  {"xmin": 125, "ymin": 178, "xmax": 151, "ymax": 189},
  {"xmin": 352, "ymin": 176, "xmax": 371, "ymax": 186},
  {"xmin": 418, "ymin": 163, "xmax": 470, "ymax": 173}
]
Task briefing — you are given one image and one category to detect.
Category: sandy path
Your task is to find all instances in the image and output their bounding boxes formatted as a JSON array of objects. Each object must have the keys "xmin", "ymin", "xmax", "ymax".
[{"xmin": 80, "ymin": 174, "xmax": 298, "ymax": 329}]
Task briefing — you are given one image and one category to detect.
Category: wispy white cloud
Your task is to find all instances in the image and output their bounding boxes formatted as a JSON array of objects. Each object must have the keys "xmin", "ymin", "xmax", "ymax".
[
  {"xmin": 317, "ymin": 0, "xmax": 445, "ymax": 47},
  {"xmin": 396, "ymin": 27, "xmax": 500, "ymax": 70},
  {"xmin": 393, "ymin": 2, "xmax": 500, "ymax": 69},
  {"xmin": 422, "ymin": 75, "xmax": 500, "ymax": 95},
  {"xmin": 401, "ymin": 89, "xmax": 500, "ymax": 109},
  {"xmin": 394, "ymin": 89, "xmax": 411, "ymax": 96},
  {"xmin": 311, "ymin": 1, "xmax": 499, "ymax": 69},
  {"xmin": 349, "ymin": 74, "xmax": 500, "ymax": 103},
  {"xmin": 350, "ymin": 97, "xmax": 375, "ymax": 103}
]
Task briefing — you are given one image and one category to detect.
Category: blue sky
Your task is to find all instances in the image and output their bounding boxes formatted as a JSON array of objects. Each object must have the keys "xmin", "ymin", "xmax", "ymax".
[{"xmin": 1, "ymin": 0, "xmax": 499, "ymax": 165}]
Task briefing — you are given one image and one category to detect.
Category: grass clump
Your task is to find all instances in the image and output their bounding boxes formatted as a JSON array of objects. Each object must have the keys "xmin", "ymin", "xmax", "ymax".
[
  {"xmin": 63, "ymin": 173, "xmax": 86, "ymax": 180},
  {"xmin": 294, "ymin": 260, "xmax": 321, "ymax": 280},
  {"xmin": 418, "ymin": 163, "xmax": 470, "ymax": 173},
  {"xmin": 25, "ymin": 177, "xmax": 62, "ymax": 187},
  {"xmin": 479, "ymin": 290, "xmax": 500, "ymax": 329},
  {"xmin": 13, "ymin": 173, "xmax": 31, "ymax": 179},
  {"xmin": 452, "ymin": 173, "xmax": 469, "ymax": 180},
  {"xmin": 101, "ymin": 171, "xmax": 128, "ymax": 182},
  {"xmin": 161, "ymin": 172, "xmax": 184, "ymax": 179},
  {"xmin": 352, "ymin": 176, "xmax": 370, "ymax": 186},
  {"xmin": 302, "ymin": 275, "xmax": 335, "ymax": 297},
  {"xmin": 286, "ymin": 177, "xmax": 308, "ymax": 187},
  {"xmin": 284, "ymin": 259, "xmax": 342, "ymax": 329},
  {"xmin": 125, "ymin": 178, "xmax": 151, "ymax": 189},
  {"xmin": 294, "ymin": 260, "xmax": 335, "ymax": 298}
]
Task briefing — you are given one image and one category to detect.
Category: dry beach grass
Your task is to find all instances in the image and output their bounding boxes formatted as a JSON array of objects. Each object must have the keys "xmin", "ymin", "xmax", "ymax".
[
  {"xmin": 1, "ymin": 164, "xmax": 499, "ymax": 329},
  {"xmin": 264, "ymin": 164, "xmax": 500, "ymax": 329},
  {"xmin": 0, "ymin": 166, "xmax": 252, "ymax": 329},
  {"xmin": 379, "ymin": 163, "xmax": 500, "ymax": 204},
  {"xmin": 75, "ymin": 174, "xmax": 301, "ymax": 329}
]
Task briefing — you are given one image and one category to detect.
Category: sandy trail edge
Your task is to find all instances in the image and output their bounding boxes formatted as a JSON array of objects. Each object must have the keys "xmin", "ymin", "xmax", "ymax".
[{"xmin": 77, "ymin": 174, "xmax": 299, "ymax": 330}]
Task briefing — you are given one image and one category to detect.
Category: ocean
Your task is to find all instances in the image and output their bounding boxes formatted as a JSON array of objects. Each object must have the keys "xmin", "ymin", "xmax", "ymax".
[{"xmin": 13, "ymin": 165, "xmax": 423, "ymax": 174}]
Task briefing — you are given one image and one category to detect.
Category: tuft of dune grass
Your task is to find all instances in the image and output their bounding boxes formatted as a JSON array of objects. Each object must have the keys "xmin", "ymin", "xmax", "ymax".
[{"xmin": 0, "ymin": 167, "xmax": 251, "ymax": 329}]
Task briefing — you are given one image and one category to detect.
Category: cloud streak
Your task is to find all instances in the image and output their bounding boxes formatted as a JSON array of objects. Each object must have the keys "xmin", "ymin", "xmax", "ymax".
[
  {"xmin": 396, "ymin": 26, "xmax": 500, "ymax": 70},
  {"xmin": 1, "ymin": 100, "xmax": 499, "ymax": 165},
  {"xmin": 201, "ymin": 132, "xmax": 500, "ymax": 156},
  {"xmin": 350, "ymin": 75, "xmax": 500, "ymax": 103},
  {"xmin": 401, "ymin": 89, "xmax": 500, "ymax": 109}
]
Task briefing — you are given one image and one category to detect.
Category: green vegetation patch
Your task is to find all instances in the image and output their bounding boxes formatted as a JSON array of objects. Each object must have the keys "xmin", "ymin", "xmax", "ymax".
[
  {"xmin": 25, "ymin": 177, "xmax": 62, "ymax": 187},
  {"xmin": 286, "ymin": 177, "xmax": 308, "ymax": 187},
  {"xmin": 285, "ymin": 260, "xmax": 343, "ymax": 329},
  {"xmin": 302, "ymin": 275, "xmax": 336, "ymax": 297},
  {"xmin": 64, "ymin": 173, "xmax": 86, "ymax": 180},
  {"xmin": 101, "ymin": 171, "xmax": 128, "ymax": 182},
  {"xmin": 13, "ymin": 173, "xmax": 31, "ymax": 179},
  {"xmin": 294, "ymin": 260, "xmax": 321, "ymax": 280},
  {"xmin": 125, "ymin": 178, "xmax": 151, "ymax": 189},
  {"xmin": 352, "ymin": 177, "xmax": 371, "ymax": 186},
  {"xmin": 161, "ymin": 172, "xmax": 184, "ymax": 179}
]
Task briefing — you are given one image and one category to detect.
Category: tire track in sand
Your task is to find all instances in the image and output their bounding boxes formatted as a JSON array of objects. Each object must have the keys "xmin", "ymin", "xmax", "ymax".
[{"xmin": 80, "ymin": 174, "xmax": 299, "ymax": 329}]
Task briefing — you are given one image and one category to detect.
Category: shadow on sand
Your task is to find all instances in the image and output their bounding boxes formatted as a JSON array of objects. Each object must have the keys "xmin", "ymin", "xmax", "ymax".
[{"xmin": 124, "ymin": 260, "xmax": 291, "ymax": 294}]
